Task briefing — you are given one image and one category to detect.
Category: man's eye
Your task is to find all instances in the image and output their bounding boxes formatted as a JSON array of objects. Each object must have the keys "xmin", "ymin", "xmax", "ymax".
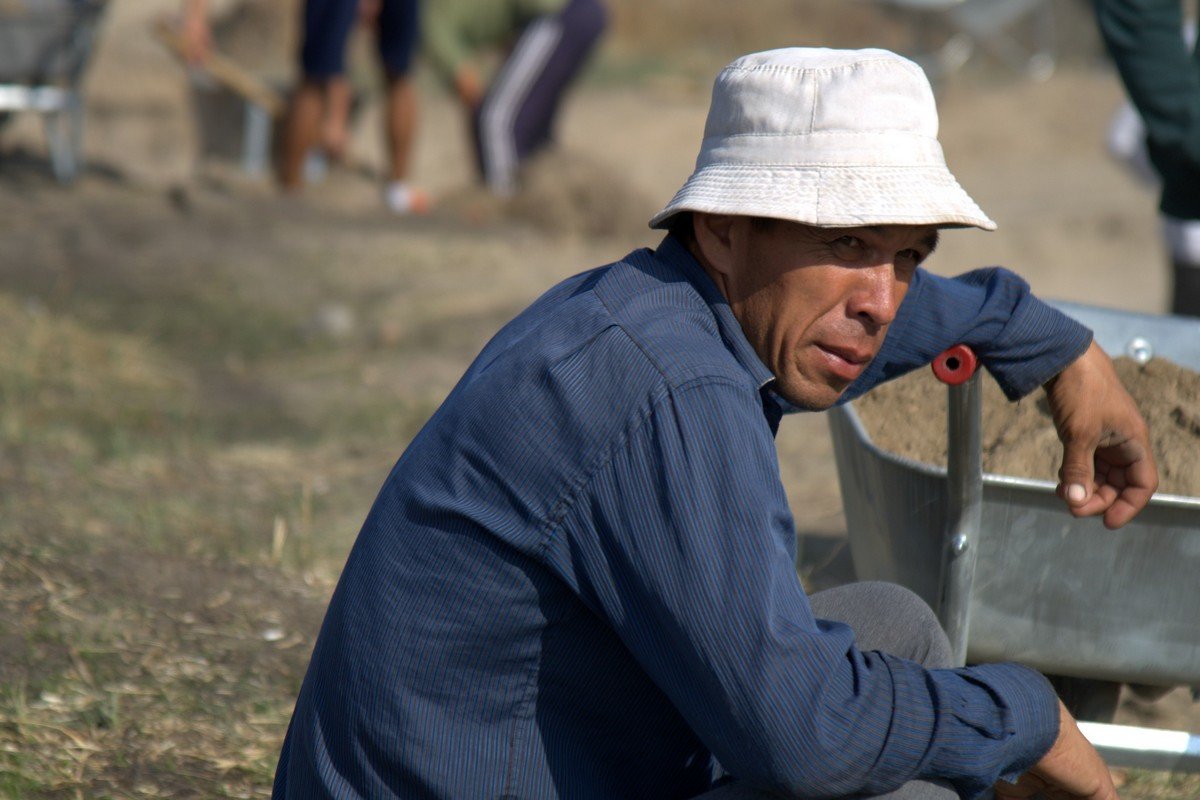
[
  {"xmin": 898, "ymin": 249, "xmax": 923, "ymax": 265},
  {"xmin": 831, "ymin": 236, "xmax": 864, "ymax": 255}
]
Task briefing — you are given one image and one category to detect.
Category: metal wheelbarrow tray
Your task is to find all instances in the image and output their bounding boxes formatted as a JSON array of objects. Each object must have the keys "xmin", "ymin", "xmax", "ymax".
[
  {"xmin": 0, "ymin": 0, "xmax": 108, "ymax": 182},
  {"xmin": 828, "ymin": 301, "xmax": 1200, "ymax": 768}
]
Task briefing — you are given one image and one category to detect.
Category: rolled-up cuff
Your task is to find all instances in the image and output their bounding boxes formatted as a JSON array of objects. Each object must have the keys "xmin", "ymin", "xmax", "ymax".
[
  {"xmin": 925, "ymin": 661, "xmax": 1061, "ymax": 799},
  {"xmin": 985, "ymin": 296, "xmax": 1093, "ymax": 400}
]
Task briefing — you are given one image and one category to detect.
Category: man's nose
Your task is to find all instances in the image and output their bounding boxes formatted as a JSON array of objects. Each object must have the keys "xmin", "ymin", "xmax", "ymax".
[{"xmin": 847, "ymin": 263, "xmax": 900, "ymax": 328}]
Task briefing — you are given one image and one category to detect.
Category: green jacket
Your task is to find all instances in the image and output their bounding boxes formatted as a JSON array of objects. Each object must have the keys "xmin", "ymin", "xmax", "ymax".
[
  {"xmin": 423, "ymin": 0, "xmax": 568, "ymax": 84},
  {"xmin": 1096, "ymin": 0, "xmax": 1200, "ymax": 218}
]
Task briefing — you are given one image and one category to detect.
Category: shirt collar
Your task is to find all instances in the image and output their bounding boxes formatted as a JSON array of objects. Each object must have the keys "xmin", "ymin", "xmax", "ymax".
[{"xmin": 655, "ymin": 234, "xmax": 777, "ymax": 392}]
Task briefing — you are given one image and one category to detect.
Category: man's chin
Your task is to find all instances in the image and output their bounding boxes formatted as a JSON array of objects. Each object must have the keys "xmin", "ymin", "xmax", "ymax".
[{"xmin": 775, "ymin": 382, "xmax": 845, "ymax": 412}]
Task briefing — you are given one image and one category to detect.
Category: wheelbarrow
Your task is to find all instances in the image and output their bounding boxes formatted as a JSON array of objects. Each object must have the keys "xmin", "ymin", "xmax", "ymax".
[
  {"xmin": 828, "ymin": 300, "xmax": 1200, "ymax": 770},
  {"xmin": 0, "ymin": 0, "xmax": 108, "ymax": 183}
]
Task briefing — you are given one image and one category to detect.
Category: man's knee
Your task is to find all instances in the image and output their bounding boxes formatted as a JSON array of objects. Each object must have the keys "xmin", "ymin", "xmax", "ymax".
[{"xmin": 810, "ymin": 581, "xmax": 954, "ymax": 668}]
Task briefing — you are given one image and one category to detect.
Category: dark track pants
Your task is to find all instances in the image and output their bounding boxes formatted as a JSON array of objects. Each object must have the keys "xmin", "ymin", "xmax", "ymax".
[{"xmin": 472, "ymin": 0, "xmax": 607, "ymax": 195}]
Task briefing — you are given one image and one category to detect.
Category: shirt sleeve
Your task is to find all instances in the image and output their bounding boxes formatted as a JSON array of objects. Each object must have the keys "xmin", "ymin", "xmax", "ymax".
[
  {"xmin": 519, "ymin": 0, "xmax": 569, "ymax": 17},
  {"xmin": 559, "ymin": 378, "xmax": 1060, "ymax": 799},
  {"xmin": 1095, "ymin": 0, "xmax": 1200, "ymax": 219},
  {"xmin": 840, "ymin": 266, "xmax": 1093, "ymax": 404},
  {"xmin": 421, "ymin": 4, "xmax": 473, "ymax": 84}
]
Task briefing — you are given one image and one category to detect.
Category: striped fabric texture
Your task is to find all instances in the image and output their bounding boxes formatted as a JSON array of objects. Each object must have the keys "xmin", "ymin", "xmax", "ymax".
[{"xmin": 273, "ymin": 235, "xmax": 1087, "ymax": 799}]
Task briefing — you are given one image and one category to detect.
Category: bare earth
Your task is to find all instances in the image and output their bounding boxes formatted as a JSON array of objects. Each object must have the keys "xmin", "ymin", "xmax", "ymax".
[{"xmin": 2, "ymin": 0, "xmax": 1199, "ymax": 795}]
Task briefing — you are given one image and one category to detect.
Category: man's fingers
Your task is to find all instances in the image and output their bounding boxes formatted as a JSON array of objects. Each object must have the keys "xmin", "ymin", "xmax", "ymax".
[
  {"xmin": 1058, "ymin": 438, "xmax": 1099, "ymax": 508},
  {"xmin": 1104, "ymin": 483, "xmax": 1156, "ymax": 529},
  {"xmin": 1061, "ymin": 485, "xmax": 1113, "ymax": 519},
  {"xmin": 1097, "ymin": 446, "xmax": 1157, "ymax": 528}
]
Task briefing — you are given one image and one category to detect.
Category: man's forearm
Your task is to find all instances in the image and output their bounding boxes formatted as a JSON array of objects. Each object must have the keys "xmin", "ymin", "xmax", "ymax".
[
  {"xmin": 183, "ymin": 0, "xmax": 207, "ymax": 22},
  {"xmin": 841, "ymin": 266, "xmax": 1092, "ymax": 404}
]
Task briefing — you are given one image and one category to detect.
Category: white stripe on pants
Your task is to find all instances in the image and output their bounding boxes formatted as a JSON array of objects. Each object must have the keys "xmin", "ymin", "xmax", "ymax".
[{"xmin": 478, "ymin": 17, "xmax": 563, "ymax": 196}]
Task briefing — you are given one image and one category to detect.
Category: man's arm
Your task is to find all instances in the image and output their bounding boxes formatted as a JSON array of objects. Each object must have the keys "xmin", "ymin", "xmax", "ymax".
[
  {"xmin": 843, "ymin": 266, "xmax": 1156, "ymax": 527},
  {"xmin": 561, "ymin": 379, "xmax": 1066, "ymax": 798},
  {"xmin": 843, "ymin": 266, "xmax": 1092, "ymax": 402},
  {"xmin": 180, "ymin": 0, "xmax": 212, "ymax": 65},
  {"xmin": 422, "ymin": 3, "xmax": 475, "ymax": 92}
]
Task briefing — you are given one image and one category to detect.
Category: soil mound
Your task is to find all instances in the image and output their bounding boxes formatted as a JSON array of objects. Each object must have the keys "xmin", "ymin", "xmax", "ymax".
[
  {"xmin": 509, "ymin": 148, "xmax": 657, "ymax": 240},
  {"xmin": 435, "ymin": 148, "xmax": 655, "ymax": 240},
  {"xmin": 855, "ymin": 356, "xmax": 1200, "ymax": 499}
]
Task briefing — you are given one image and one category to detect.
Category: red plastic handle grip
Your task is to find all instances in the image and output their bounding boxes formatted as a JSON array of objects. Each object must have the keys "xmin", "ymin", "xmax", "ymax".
[{"xmin": 931, "ymin": 344, "xmax": 979, "ymax": 386}]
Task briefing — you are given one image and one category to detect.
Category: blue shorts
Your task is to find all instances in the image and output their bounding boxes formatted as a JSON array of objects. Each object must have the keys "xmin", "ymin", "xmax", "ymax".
[{"xmin": 300, "ymin": 0, "xmax": 420, "ymax": 79}]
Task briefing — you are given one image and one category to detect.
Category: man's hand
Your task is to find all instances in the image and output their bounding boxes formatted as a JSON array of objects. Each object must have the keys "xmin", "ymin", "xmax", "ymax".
[
  {"xmin": 1043, "ymin": 341, "xmax": 1157, "ymax": 529},
  {"xmin": 179, "ymin": 0, "xmax": 213, "ymax": 66},
  {"xmin": 995, "ymin": 700, "xmax": 1119, "ymax": 800},
  {"xmin": 454, "ymin": 66, "xmax": 485, "ymax": 110}
]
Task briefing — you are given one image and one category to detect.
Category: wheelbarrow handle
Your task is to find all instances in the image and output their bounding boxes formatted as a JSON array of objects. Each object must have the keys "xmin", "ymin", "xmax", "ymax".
[
  {"xmin": 931, "ymin": 344, "xmax": 979, "ymax": 386},
  {"xmin": 931, "ymin": 343, "xmax": 982, "ymax": 667}
]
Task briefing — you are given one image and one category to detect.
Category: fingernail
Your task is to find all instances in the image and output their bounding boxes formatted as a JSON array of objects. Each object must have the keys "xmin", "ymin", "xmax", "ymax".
[{"xmin": 1067, "ymin": 484, "xmax": 1087, "ymax": 503}]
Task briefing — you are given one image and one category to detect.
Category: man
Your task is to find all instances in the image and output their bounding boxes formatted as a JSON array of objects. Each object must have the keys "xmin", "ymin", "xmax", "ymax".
[
  {"xmin": 1095, "ymin": 0, "xmax": 1200, "ymax": 315},
  {"xmin": 422, "ymin": 0, "xmax": 607, "ymax": 196},
  {"xmin": 273, "ymin": 48, "xmax": 1153, "ymax": 798},
  {"xmin": 181, "ymin": 0, "xmax": 427, "ymax": 213}
]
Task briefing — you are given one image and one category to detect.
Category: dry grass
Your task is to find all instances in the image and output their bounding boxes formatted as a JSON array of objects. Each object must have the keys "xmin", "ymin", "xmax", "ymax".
[{"xmin": 0, "ymin": 1, "xmax": 1196, "ymax": 796}]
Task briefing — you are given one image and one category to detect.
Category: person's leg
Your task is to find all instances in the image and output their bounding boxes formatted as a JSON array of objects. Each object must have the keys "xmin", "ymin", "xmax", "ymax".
[
  {"xmin": 383, "ymin": 75, "xmax": 417, "ymax": 183},
  {"xmin": 691, "ymin": 582, "xmax": 956, "ymax": 800},
  {"xmin": 807, "ymin": 581, "xmax": 954, "ymax": 668},
  {"xmin": 473, "ymin": 0, "xmax": 606, "ymax": 195},
  {"xmin": 508, "ymin": 0, "xmax": 607, "ymax": 157},
  {"xmin": 321, "ymin": 75, "xmax": 353, "ymax": 163},
  {"xmin": 1172, "ymin": 259, "xmax": 1200, "ymax": 315},
  {"xmin": 1163, "ymin": 216, "xmax": 1200, "ymax": 316},
  {"xmin": 279, "ymin": 80, "xmax": 327, "ymax": 190},
  {"xmin": 279, "ymin": 0, "xmax": 358, "ymax": 190},
  {"xmin": 377, "ymin": 0, "xmax": 426, "ymax": 212}
]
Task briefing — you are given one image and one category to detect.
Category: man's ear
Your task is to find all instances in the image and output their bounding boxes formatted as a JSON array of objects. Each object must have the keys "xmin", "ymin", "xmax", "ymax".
[{"xmin": 691, "ymin": 213, "xmax": 738, "ymax": 277}]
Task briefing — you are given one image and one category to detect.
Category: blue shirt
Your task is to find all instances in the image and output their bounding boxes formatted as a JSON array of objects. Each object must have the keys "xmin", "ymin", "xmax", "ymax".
[{"xmin": 274, "ymin": 235, "xmax": 1090, "ymax": 800}]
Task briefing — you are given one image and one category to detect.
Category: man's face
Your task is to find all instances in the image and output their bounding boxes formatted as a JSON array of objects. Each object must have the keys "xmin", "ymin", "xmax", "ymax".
[{"xmin": 723, "ymin": 218, "xmax": 939, "ymax": 410}]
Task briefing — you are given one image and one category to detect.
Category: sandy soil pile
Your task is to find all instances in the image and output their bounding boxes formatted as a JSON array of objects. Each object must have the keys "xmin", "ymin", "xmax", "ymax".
[{"xmin": 855, "ymin": 356, "xmax": 1200, "ymax": 499}]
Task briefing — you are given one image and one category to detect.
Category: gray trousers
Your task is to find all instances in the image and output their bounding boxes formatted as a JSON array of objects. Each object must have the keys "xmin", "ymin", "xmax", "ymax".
[{"xmin": 693, "ymin": 581, "xmax": 958, "ymax": 800}]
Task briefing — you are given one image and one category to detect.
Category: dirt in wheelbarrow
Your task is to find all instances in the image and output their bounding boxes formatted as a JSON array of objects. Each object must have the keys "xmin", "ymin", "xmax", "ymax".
[{"xmin": 854, "ymin": 356, "xmax": 1200, "ymax": 499}]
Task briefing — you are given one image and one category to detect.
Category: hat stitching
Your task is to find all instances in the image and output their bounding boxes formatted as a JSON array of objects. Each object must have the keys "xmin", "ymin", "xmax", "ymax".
[
  {"xmin": 701, "ymin": 131, "xmax": 934, "ymax": 141},
  {"xmin": 807, "ymin": 69, "xmax": 820, "ymax": 133},
  {"xmin": 684, "ymin": 164, "xmax": 962, "ymax": 172},
  {"xmin": 722, "ymin": 57, "xmax": 924, "ymax": 79}
]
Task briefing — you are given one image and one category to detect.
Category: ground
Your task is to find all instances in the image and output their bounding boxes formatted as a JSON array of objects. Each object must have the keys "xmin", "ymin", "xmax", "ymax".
[{"xmin": 1, "ymin": 0, "xmax": 1199, "ymax": 796}]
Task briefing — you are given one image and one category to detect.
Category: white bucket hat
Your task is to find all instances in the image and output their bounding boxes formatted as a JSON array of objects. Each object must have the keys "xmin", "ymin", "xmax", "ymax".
[{"xmin": 649, "ymin": 47, "xmax": 996, "ymax": 231}]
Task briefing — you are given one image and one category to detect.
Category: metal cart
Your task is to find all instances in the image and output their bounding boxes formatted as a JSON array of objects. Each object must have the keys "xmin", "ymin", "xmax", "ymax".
[
  {"xmin": 829, "ymin": 301, "xmax": 1200, "ymax": 770},
  {"xmin": 0, "ymin": 0, "xmax": 108, "ymax": 183}
]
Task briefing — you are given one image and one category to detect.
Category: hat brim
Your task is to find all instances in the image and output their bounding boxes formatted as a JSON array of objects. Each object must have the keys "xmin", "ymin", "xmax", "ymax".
[{"xmin": 648, "ymin": 164, "xmax": 997, "ymax": 231}]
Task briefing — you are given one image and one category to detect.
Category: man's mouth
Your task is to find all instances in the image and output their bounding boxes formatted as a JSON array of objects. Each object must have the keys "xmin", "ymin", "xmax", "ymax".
[{"xmin": 815, "ymin": 343, "xmax": 871, "ymax": 382}]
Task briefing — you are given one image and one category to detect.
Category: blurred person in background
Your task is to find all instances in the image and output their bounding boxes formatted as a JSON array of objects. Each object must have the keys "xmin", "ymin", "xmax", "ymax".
[
  {"xmin": 424, "ymin": 0, "xmax": 607, "ymax": 196},
  {"xmin": 181, "ymin": 0, "xmax": 427, "ymax": 214},
  {"xmin": 1095, "ymin": 0, "xmax": 1200, "ymax": 316}
]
